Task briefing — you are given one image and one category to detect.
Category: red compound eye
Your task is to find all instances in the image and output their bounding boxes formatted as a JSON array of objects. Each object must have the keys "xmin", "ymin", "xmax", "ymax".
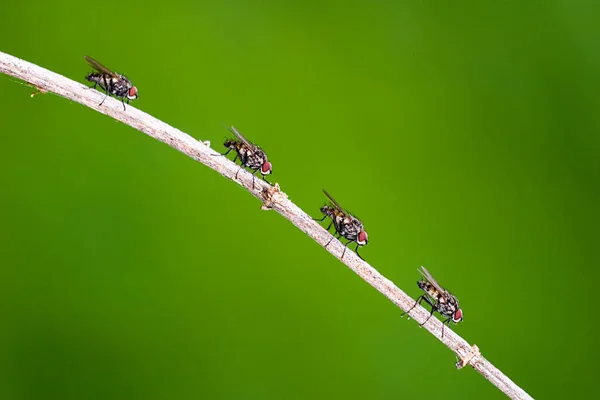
[
  {"xmin": 128, "ymin": 86, "xmax": 138, "ymax": 99},
  {"xmin": 357, "ymin": 230, "xmax": 368, "ymax": 245},
  {"xmin": 261, "ymin": 161, "xmax": 272, "ymax": 175},
  {"xmin": 453, "ymin": 309, "xmax": 463, "ymax": 323}
]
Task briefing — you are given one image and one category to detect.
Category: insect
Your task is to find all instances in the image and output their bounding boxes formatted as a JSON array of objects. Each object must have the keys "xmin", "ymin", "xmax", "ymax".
[
  {"xmin": 221, "ymin": 125, "xmax": 272, "ymax": 188},
  {"xmin": 402, "ymin": 266, "xmax": 463, "ymax": 338},
  {"xmin": 315, "ymin": 189, "xmax": 368, "ymax": 260},
  {"xmin": 84, "ymin": 56, "xmax": 138, "ymax": 110}
]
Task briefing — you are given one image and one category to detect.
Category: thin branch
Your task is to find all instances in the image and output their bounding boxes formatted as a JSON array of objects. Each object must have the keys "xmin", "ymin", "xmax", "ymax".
[{"xmin": 0, "ymin": 50, "xmax": 533, "ymax": 400}]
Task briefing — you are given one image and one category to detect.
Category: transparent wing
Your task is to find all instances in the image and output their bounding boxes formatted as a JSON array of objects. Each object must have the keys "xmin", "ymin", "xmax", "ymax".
[
  {"xmin": 228, "ymin": 125, "xmax": 254, "ymax": 148},
  {"xmin": 418, "ymin": 266, "xmax": 446, "ymax": 294},
  {"xmin": 322, "ymin": 189, "xmax": 345, "ymax": 213},
  {"xmin": 84, "ymin": 56, "xmax": 117, "ymax": 77}
]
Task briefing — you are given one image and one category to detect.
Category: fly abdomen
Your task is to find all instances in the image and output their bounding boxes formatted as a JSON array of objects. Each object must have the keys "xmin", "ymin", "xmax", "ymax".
[
  {"xmin": 85, "ymin": 73, "xmax": 105, "ymax": 87},
  {"xmin": 418, "ymin": 281, "xmax": 438, "ymax": 299},
  {"xmin": 223, "ymin": 139, "xmax": 238, "ymax": 150},
  {"xmin": 320, "ymin": 205, "xmax": 336, "ymax": 218}
]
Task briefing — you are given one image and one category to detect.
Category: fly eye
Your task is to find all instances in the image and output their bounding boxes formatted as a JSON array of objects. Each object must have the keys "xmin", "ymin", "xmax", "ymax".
[
  {"xmin": 357, "ymin": 230, "xmax": 368, "ymax": 245},
  {"xmin": 261, "ymin": 161, "xmax": 272, "ymax": 175},
  {"xmin": 454, "ymin": 309, "xmax": 463, "ymax": 322},
  {"xmin": 128, "ymin": 86, "xmax": 138, "ymax": 99}
]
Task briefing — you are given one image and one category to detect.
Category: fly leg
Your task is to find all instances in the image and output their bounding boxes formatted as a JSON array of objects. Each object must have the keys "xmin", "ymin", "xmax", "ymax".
[
  {"xmin": 401, "ymin": 295, "xmax": 424, "ymax": 319},
  {"xmin": 88, "ymin": 81, "xmax": 103, "ymax": 92},
  {"xmin": 98, "ymin": 92, "xmax": 109, "ymax": 106},
  {"xmin": 314, "ymin": 216, "xmax": 335, "ymax": 234},
  {"xmin": 419, "ymin": 296, "xmax": 437, "ymax": 327},
  {"xmin": 341, "ymin": 239, "xmax": 357, "ymax": 259},
  {"xmin": 235, "ymin": 155, "xmax": 249, "ymax": 181},
  {"xmin": 441, "ymin": 319, "xmax": 452, "ymax": 339},
  {"xmin": 248, "ymin": 168, "xmax": 262, "ymax": 189},
  {"xmin": 90, "ymin": 81, "xmax": 109, "ymax": 106},
  {"xmin": 211, "ymin": 148, "xmax": 232, "ymax": 158},
  {"xmin": 249, "ymin": 168, "xmax": 259, "ymax": 189},
  {"xmin": 246, "ymin": 167, "xmax": 271, "ymax": 187},
  {"xmin": 325, "ymin": 232, "xmax": 341, "ymax": 248},
  {"xmin": 259, "ymin": 172, "xmax": 271, "ymax": 186},
  {"xmin": 98, "ymin": 75, "xmax": 110, "ymax": 107},
  {"xmin": 353, "ymin": 242, "xmax": 364, "ymax": 260},
  {"xmin": 121, "ymin": 97, "xmax": 126, "ymax": 111},
  {"xmin": 235, "ymin": 165, "xmax": 244, "ymax": 180}
]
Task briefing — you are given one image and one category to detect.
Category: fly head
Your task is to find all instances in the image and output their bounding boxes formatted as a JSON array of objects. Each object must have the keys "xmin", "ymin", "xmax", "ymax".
[
  {"xmin": 260, "ymin": 160, "xmax": 272, "ymax": 175},
  {"xmin": 453, "ymin": 308, "xmax": 463, "ymax": 323},
  {"xmin": 127, "ymin": 86, "xmax": 138, "ymax": 100}
]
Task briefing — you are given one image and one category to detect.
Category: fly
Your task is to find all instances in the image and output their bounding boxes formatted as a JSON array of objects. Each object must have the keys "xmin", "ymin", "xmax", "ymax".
[
  {"xmin": 402, "ymin": 266, "xmax": 463, "ymax": 338},
  {"xmin": 84, "ymin": 56, "xmax": 138, "ymax": 111},
  {"xmin": 315, "ymin": 189, "xmax": 368, "ymax": 260},
  {"xmin": 221, "ymin": 125, "xmax": 272, "ymax": 188}
]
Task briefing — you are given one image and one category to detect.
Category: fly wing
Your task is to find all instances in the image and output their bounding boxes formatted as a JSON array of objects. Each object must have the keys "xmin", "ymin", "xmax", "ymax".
[
  {"xmin": 322, "ymin": 189, "xmax": 345, "ymax": 213},
  {"xmin": 228, "ymin": 126, "xmax": 254, "ymax": 148},
  {"xmin": 84, "ymin": 56, "xmax": 118, "ymax": 77},
  {"xmin": 418, "ymin": 267, "xmax": 446, "ymax": 294}
]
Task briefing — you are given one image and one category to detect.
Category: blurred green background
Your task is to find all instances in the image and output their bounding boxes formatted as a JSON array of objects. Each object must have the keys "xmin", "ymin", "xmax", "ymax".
[{"xmin": 1, "ymin": 1, "xmax": 598, "ymax": 399}]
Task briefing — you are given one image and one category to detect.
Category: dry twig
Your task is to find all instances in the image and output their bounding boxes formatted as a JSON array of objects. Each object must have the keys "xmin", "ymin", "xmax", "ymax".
[{"xmin": 0, "ymin": 51, "xmax": 533, "ymax": 400}]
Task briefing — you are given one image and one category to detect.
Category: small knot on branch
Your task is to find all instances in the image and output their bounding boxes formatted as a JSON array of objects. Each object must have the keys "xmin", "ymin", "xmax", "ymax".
[
  {"xmin": 261, "ymin": 182, "xmax": 285, "ymax": 210},
  {"xmin": 456, "ymin": 344, "xmax": 481, "ymax": 369}
]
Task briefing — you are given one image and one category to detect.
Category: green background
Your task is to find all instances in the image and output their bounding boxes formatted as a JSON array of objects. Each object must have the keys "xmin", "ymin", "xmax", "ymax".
[{"xmin": 1, "ymin": 1, "xmax": 598, "ymax": 399}]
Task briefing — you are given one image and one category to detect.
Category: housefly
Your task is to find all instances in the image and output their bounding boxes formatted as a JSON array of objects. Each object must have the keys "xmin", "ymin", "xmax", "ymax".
[
  {"xmin": 315, "ymin": 189, "xmax": 368, "ymax": 260},
  {"xmin": 84, "ymin": 56, "xmax": 138, "ymax": 110},
  {"xmin": 222, "ymin": 125, "xmax": 272, "ymax": 188},
  {"xmin": 402, "ymin": 266, "xmax": 463, "ymax": 337}
]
